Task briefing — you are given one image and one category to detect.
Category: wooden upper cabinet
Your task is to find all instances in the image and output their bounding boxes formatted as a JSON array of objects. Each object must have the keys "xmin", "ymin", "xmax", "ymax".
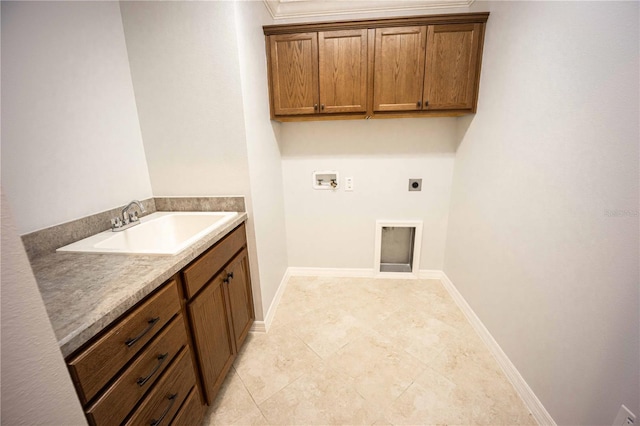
[
  {"xmin": 318, "ymin": 29, "xmax": 368, "ymax": 113},
  {"xmin": 423, "ymin": 23, "xmax": 482, "ymax": 110},
  {"xmin": 263, "ymin": 13, "xmax": 488, "ymax": 121},
  {"xmin": 268, "ymin": 32, "xmax": 319, "ymax": 115},
  {"xmin": 373, "ymin": 26, "xmax": 426, "ymax": 112}
]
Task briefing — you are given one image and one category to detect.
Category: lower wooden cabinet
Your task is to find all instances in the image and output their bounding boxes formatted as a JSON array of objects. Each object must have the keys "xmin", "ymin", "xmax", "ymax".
[
  {"xmin": 124, "ymin": 347, "xmax": 196, "ymax": 426},
  {"xmin": 185, "ymin": 226, "xmax": 254, "ymax": 404},
  {"xmin": 225, "ymin": 250, "xmax": 255, "ymax": 351},
  {"xmin": 68, "ymin": 280, "xmax": 182, "ymax": 405},
  {"xmin": 187, "ymin": 271, "xmax": 236, "ymax": 404},
  {"xmin": 171, "ymin": 386, "xmax": 208, "ymax": 426},
  {"xmin": 85, "ymin": 315, "xmax": 188, "ymax": 425},
  {"xmin": 66, "ymin": 222, "xmax": 254, "ymax": 426}
]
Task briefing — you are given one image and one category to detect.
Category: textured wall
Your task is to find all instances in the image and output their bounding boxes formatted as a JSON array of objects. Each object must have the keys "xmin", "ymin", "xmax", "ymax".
[
  {"xmin": 444, "ymin": 2, "xmax": 639, "ymax": 424},
  {"xmin": 234, "ymin": 1, "xmax": 290, "ymax": 320},
  {"xmin": 1, "ymin": 192, "xmax": 87, "ymax": 425},
  {"xmin": 1, "ymin": 1, "xmax": 152, "ymax": 234}
]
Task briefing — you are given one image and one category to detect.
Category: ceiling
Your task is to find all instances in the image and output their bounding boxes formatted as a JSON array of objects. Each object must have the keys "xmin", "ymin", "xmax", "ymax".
[{"xmin": 262, "ymin": 0, "xmax": 476, "ymax": 20}]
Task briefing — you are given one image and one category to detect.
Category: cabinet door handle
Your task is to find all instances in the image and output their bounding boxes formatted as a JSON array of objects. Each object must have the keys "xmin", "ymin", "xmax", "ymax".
[
  {"xmin": 314, "ymin": 104, "xmax": 318, "ymax": 111},
  {"xmin": 228, "ymin": 272, "xmax": 234, "ymax": 280},
  {"xmin": 424, "ymin": 100, "xmax": 429, "ymax": 107},
  {"xmin": 150, "ymin": 393, "xmax": 177, "ymax": 426},
  {"xmin": 417, "ymin": 100, "xmax": 422, "ymax": 108},
  {"xmin": 125, "ymin": 317, "xmax": 160, "ymax": 347},
  {"xmin": 223, "ymin": 272, "xmax": 234, "ymax": 284},
  {"xmin": 321, "ymin": 104, "xmax": 325, "ymax": 111},
  {"xmin": 136, "ymin": 353, "xmax": 169, "ymax": 387}
]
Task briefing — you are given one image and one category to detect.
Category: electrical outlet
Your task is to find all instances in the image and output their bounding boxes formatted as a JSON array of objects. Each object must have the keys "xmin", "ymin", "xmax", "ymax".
[
  {"xmin": 614, "ymin": 405, "xmax": 636, "ymax": 426},
  {"xmin": 345, "ymin": 177, "xmax": 354, "ymax": 191}
]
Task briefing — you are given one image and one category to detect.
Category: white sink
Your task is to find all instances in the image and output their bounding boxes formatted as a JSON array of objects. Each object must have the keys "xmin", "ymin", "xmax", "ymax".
[{"xmin": 57, "ymin": 211, "xmax": 239, "ymax": 255}]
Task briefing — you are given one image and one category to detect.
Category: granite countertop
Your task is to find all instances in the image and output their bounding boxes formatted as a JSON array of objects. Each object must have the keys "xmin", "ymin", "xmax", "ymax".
[{"xmin": 31, "ymin": 212, "xmax": 247, "ymax": 358}]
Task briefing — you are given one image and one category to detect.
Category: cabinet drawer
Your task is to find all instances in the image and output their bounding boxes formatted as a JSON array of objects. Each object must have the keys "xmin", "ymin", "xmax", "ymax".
[
  {"xmin": 125, "ymin": 347, "xmax": 196, "ymax": 426},
  {"xmin": 170, "ymin": 386, "xmax": 206, "ymax": 426},
  {"xmin": 86, "ymin": 314, "xmax": 188, "ymax": 425},
  {"xmin": 68, "ymin": 280, "xmax": 181, "ymax": 403},
  {"xmin": 182, "ymin": 224, "xmax": 246, "ymax": 298}
]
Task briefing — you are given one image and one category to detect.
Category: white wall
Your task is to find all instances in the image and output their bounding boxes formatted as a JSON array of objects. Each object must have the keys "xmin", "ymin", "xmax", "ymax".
[
  {"xmin": 1, "ymin": 1, "xmax": 153, "ymax": 235},
  {"xmin": 234, "ymin": 1, "xmax": 290, "ymax": 320},
  {"xmin": 119, "ymin": 1, "xmax": 251, "ymax": 197},
  {"xmin": 444, "ymin": 2, "xmax": 639, "ymax": 425},
  {"xmin": 281, "ymin": 118, "xmax": 458, "ymax": 270},
  {"xmin": 1, "ymin": 192, "xmax": 87, "ymax": 425},
  {"xmin": 119, "ymin": 1, "xmax": 270, "ymax": 319}
]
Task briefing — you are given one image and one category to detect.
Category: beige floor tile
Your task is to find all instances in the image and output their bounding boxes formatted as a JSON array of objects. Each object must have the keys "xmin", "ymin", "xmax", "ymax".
[
  {"xmin": 226, "ymin": 407, "xmax": 270, "ymax": 426},
  {"xmin": 205, "ymin": 276, "xmax": 536, "ymax": 425},
  {"xmin": 325, "ymin": 331, "xmax": 427, "ymax": 414},
  {"xmin": 258, "ymin": 362, "xmax": 378, "ymax": 425},
  {"xmin": 383, "ymin": 367, "xmax": 472, "ymax": 425},
  {"xmin": 426, "ymin": 334, "xmax": 533, "ymax": 425},
  {"xmin": 233, "ymin": 325, "xmax": 322, "ymax": 404},
  {"xmin": 288, "ymin": 306, "xmax": 374, "ymax": 358},
  {"xmin": 371, "ymin": 417, "xmax": 393, "ymax": 425},
  {"xmin": 375, "ymin": 304, "xmax": 462, "ymax": 364},
  {"xmin": 203, "ymin": 369, "xmax": 260, "ymax": 425}
]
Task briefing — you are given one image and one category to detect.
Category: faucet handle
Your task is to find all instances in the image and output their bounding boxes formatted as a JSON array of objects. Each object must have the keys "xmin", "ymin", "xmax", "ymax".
[{"xmin": 111, "ymin": 217, "xmax": 123, "ymax": 229}]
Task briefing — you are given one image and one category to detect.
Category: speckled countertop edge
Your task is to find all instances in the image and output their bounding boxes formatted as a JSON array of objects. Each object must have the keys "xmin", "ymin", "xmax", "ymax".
[{"xmin": 31, "ymin": 213, "xmax": 247, "ymax": 358}]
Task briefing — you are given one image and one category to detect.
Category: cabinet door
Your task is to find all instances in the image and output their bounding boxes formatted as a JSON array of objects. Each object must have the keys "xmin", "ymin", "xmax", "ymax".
[
  {"xmin": 225, "ymin": 249, "xmax": 254, "ymax": 350},
  {"xmin": 318, "ymin": 29, "xmax": 368, "ymax": 113},
  {"xmin": 423, "ymin": 24, "xmax": 481, "ymax": 110},
  {"xmin": 187, "ymin": 274, "xmax": 234, "ymax": 404},
  {"xmin": 373, "ymin": 26, "xmax": 426, "ymax": 112},
  {"xmin": 268, "ymin": 33, "xmax": 319, "ymax": 115}
]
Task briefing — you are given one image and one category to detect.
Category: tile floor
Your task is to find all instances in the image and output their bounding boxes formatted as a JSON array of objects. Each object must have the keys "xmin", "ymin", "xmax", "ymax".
[{"xmin": 202, "ymin": 276, "xmax": 536, "ymax": 425}]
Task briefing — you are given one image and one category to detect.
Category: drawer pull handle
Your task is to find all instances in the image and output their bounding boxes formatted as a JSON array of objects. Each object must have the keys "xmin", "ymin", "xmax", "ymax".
[
  {"xmin": 136, "ymin": 353, "xmax": 169, "ymax": 387},
  {"xmin": 125, "ymin": 317, "xmax": 160, "ymax": 347},
  {"xmin": 150, "ymin": 393, "xmax": 177, "ymax": 426}
]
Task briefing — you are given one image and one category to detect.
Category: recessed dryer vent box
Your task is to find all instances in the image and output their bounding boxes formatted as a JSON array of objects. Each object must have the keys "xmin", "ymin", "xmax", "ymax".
[
  {"xmin": 312, "ymin": 171, "xmax": 339, "ymax": 190},
  {"xmin": 374, "ymin": 220, "xmax": 423, "ymax": 278}
]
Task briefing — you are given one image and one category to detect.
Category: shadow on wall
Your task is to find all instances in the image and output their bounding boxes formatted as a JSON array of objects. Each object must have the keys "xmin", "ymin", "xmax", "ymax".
[
  {"xmin": 278, "ymin": 117, "xmax": 466, "ymax": 157},
  {"xmin": 456, "ymin": 114, "xmax": 475, "ymax": 149}
]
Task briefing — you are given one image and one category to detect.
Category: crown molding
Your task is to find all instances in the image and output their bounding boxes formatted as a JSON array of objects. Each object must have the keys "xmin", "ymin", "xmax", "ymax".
[{"xmin": 263, "ymin": 0, "xmax": 475, "ymax": 20}]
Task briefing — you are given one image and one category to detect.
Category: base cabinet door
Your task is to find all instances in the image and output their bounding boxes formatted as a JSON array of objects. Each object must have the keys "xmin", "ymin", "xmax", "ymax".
[
  {"xmin": 225, "ymin": 249, "xmax": 255, "ymax": 350},
  {"xmin": 187, "ymin": 273, "xmax": 235, "ymax": 404}
]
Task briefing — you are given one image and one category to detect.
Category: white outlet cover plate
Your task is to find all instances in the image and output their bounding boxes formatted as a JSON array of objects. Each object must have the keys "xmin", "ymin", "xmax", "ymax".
[
  {"xmin": 345, "ymin": 177, "xmax": 354, "ymax": 191},
  {"xmin": 614, "ymin": 405, "xmax": 636, "ymax": 426}
]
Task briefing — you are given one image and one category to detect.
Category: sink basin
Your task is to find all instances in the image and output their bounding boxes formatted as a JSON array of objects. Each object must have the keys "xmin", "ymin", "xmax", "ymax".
[{"xmin": 57, "ymin": 211, "xmax": 239, "ymax": 255}]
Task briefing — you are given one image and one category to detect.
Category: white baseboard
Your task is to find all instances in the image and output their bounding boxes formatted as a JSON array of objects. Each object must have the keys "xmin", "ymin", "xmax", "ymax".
[
  {"xmin": 250, "ymin": 268, "xmax": 291, "ymax": 333},
  {"xmin": 288, "ymin": 267, "xmax": 444, "ymax": 280},
  {"xmin": 287, "ymin": 267, "xmax": 375, "ymax": 278},
  {"xmin": 418, "ymin": 270, "xmax": 444, "ymax": 280},
  {"xmin": 440, "ymin": 272, "xmax": 556, "ymax": 426},
  {"xmin": 250, "ymin": 321, "xmax": 267, "ymax": 333}
]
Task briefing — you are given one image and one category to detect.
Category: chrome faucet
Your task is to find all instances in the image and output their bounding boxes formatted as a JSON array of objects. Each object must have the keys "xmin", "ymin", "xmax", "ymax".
[{"xmin": 111, "ymin": 200, "xmax": 146, "ymax": 231}]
